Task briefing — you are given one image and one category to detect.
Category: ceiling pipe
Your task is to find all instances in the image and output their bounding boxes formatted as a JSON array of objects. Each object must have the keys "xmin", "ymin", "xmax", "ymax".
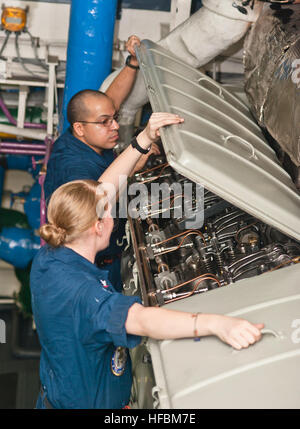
[{"xmin": 60, "ymin": 0, "xmax": 118, "ymax": 133}]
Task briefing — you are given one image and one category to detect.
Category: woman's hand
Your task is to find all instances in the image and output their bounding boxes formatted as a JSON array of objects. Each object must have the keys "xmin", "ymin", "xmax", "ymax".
[
  {"xmin": 137, "ymin": 112, "xmax": 184, "ymax": 149},
  {"xmin": 211, "ymin": 315, "xmax": 264, "ymax": 350}
]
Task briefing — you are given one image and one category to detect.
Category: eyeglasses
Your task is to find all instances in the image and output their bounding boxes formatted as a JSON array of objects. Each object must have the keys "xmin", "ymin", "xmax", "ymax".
[{"xmin": 76, "ymin": 113, "xmax": 119, "ymax": 128}]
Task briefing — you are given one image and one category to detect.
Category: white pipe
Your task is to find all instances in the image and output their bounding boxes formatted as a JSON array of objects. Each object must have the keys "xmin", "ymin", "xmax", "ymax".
[
  {"xmin": 101, "ymin": 0, "xmax": 263, "ymax": 127},
  {"xmin": 0, "ymin": 123, "xmax": 47, "ymax": 141}
]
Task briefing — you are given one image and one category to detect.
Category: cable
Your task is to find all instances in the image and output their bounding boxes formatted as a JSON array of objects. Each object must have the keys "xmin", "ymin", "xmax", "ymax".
[
  {"xmin": 0, "ymin": 31, "xmax": 10, "ymax": 58},
  {"xmin": 15, "ymin": 31, "xmax": 47, "ymax": 79},
  {"xmin": 24, "ymin": 28, "xmax": 48, "ymax": 71}
]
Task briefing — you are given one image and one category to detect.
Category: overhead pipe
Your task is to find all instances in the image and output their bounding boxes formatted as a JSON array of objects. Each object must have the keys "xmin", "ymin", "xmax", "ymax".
[
  {"xmin": 61, "ymin": 0, "xmax": 118, "ymax": 133},
  {"xmin": 101, "ymin": 0, "xmax": 263, "ymax": 131}
]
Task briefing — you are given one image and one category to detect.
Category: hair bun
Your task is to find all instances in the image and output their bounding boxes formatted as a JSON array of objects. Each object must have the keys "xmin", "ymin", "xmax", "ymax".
[{"xmin": 39, "ymin": 223, "xmax": 67, "ymax": 247}]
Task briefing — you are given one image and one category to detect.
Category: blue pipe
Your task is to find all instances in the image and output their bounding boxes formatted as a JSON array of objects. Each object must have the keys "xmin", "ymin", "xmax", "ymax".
[
  {"xmin": 0, "ymin": 154, "xmax": 43, "ymax": 269},
  {"xmin": 24, "ymin": 180, "xmax": 41, "ymax": 230},
  {"xmin": 0, "ymin": 227, "xmax": 40, "ymax": 269},
  {"xmin": 61, "ymin": 0, "xmax": 118, "ymax": 133}
]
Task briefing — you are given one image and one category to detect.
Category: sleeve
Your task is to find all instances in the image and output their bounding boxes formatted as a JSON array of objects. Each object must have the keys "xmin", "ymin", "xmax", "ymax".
[{"xmin": 73, "ymin": 281, "xmax": 142, "ymax": 349}]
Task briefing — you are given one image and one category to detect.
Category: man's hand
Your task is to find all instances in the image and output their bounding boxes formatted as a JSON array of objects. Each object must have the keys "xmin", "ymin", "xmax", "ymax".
[
  {"xmin": 126, "ymin": 35, "xmax": 141, "ymax": 68},
  {"xmin": 105, "ymin": 35, "xmax": 141, "ymax": 110},
  {"xmin": 98, "ymin": 113, "xmax": 184, "ymax": 194},
  {"xmin": 137, "ymin": 112, "xmax": 184, "ymax": 148}
]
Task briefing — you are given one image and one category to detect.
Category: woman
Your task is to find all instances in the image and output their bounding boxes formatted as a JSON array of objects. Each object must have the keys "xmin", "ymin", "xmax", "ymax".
[{"xmin": 31, "ymin": 178, "xmax": 264, "ymax": 409}]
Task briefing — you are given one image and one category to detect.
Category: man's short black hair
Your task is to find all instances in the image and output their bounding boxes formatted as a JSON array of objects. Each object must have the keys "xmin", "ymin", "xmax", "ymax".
[{"xmin": 67, "ymin": 89, "xmax": 108, "ymax": 127}]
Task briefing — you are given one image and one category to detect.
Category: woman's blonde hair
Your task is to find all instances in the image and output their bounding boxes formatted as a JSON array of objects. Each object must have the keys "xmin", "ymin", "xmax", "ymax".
[{"xmin": 39, "ymin": 179, "xmax": 108, "ymax": 247}]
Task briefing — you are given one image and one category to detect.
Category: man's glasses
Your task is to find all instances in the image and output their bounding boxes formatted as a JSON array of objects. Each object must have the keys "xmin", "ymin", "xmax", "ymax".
[{"xmin": 76, "ymin": 114, "xmax": 119, "ymax": 128}]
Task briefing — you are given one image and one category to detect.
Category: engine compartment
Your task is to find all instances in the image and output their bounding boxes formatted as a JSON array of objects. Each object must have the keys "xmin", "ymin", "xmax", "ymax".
[{"xmin": 123, "ymin": 148, "xmax": 300, "ymax": 307}]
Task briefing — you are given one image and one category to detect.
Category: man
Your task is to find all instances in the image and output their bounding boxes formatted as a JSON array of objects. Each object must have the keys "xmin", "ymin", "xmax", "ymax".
[{"xmin": 44, "ymin": 35, "xmax": 159, "ymax": 292}]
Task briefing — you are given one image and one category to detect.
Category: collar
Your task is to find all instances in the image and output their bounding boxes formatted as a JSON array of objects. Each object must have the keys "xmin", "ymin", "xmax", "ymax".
[
  {"xmin": 65, "ymin": 128, "xmax": 101, "ymax": 157},
  {"xmin": 64, "ymin": 128, "xmax": 114, "ymax": 162},
  {"xmin": 44, "ymin": 244, "xmax": 109, "ymax": 281}
]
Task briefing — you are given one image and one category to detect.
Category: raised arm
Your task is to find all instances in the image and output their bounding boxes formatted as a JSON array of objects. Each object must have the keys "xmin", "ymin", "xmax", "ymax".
[
  {"xmin": 98, "ymin": 112, "xmax": 184, "ymax": 191},
  {"xmin": 105, "ymin": 35, "xmax": 141, "ymax": 111}
]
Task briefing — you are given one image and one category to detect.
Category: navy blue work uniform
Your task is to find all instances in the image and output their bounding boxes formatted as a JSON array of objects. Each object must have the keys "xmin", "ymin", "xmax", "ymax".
[
  {"xmin": 30, "ymin": 244, "xmax": 141, "ymax": 409},
  {"xmin": 44, "ymin": 129, "xmax": 126, "ymax": 292}
]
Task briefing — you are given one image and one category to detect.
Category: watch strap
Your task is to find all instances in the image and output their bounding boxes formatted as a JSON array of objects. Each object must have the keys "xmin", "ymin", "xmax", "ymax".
[
  {"xmin": 125, "ymin": 55, "xmax": 139, "ymax": 70},
  {"xmin": 131, "ymin": 137, "xmax": 151, "ymax": 154}
]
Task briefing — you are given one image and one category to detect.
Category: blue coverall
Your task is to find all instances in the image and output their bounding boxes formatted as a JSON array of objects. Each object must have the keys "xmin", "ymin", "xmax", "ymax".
[{"xmin": 30, "ymin": 244, "xmax": 141, "ymax": 409}]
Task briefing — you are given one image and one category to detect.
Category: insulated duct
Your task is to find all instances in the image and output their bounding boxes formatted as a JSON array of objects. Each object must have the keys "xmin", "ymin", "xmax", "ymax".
[
  {"xmin": 101, "ymin": 0, "xmax": 263, "ymax": 129},
  {"xmin": 243, "ymin": 3, "xmax": 300, "ymax": 170}
]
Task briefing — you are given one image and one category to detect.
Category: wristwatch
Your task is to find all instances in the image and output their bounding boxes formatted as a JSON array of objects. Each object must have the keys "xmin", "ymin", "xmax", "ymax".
[
  {"xmin": 131, "ymin": 137, "xmax": 151, "ymax": 154},
  {"xmin": 125, "ymin": 55, "xmax": 139, "ymax": 70}
]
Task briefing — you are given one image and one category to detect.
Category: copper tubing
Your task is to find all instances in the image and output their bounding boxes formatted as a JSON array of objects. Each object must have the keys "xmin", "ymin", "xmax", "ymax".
[
  {"xmin": 146, "ymin": 217, "xmax": 159, "ymax": 232},
  {"xmin": 164, "ymin": 276, "xmax": 221, "ymax": 304},
  {"xmin": 143, "ymin": 192, "xmax": 183, "ymax": 210},
  {"xmin": 148, "ymin": 223, "xmax": 159, "ymax": 232},
  {"xmin": 155, "ymin": 232, "xmax": 204, "ymax": 256},
  {"xmin": 136, "ymin": 162, "xmax": 169, "ymax": 176},
  {"xmin": 138, "ymin": 163, "xmax": 170, "ymax": 184},
  {"xmin": 158, "ymin": 263, "xmax": 170, "ymax": 273},
  {"xmin": 163, "ymin": 272, "xmax": 221, "ymax": 295},
  {"xmin": 235, "ymin": 221, "xmax": 258, "ymax": 243},
  {"xmin": 152, "ymin": 229, "xmax": 206, "ymax": 248},
  {"xmin": 170, "ymin": 194, "xmax": 184, "ymax": 208},
  {"xmin": 267, "ymin": 256, "xmax": 300, "ymax": 272}
]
